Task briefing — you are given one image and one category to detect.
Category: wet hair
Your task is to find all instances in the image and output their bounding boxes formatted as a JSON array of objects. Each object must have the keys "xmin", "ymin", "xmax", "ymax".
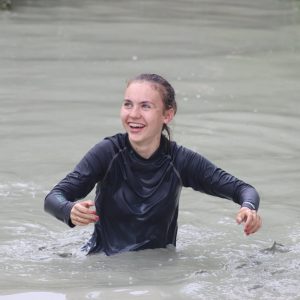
[{"xmin": 127, "ymin": 73, "xmax": 177, "ymax": 141}]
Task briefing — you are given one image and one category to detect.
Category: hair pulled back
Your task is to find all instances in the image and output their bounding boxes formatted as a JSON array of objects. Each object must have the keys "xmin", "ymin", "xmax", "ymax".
[{"xmin": 127, "ymin": 73, "xmax": 177, "ymax": 141}]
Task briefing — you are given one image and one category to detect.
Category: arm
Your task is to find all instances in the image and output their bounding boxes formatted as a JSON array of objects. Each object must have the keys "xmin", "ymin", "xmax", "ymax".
[
  {"xmin": 44, "ymin": 139, "xmax": 113, "ymax": 227},
  {"xmin": 234, "ymin": 185, "xmax": 262, "ymax": 235},
  {"xmin": 44, "ymin": 173, "xmax": 98, "ymax": 227},
  {"xmin": 176, "ymin": 146, "xmax": 261, "ymax": 234}
]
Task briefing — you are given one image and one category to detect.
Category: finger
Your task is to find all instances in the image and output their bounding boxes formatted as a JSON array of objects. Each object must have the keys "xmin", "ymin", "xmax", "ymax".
[
  {"xmin": 76, "ymin": 201, "xmax": 95, "ymax": 213},
  {"xmin": 236, "ymin": 211, "xmax": 246, "ymax": 224},
  {"xmin": 244, "ymin": 212, "xmax": 254, "ymax": 228},
  {"xmin": 75, "ymin": 208, "xmax": 97, "ymax": 219},
  {"xmin": 72, "ymin": 210, "xmax": 99, "ymax": 223},
  {"xmin": 72, "ymin": 214, "xmax": 97, "ymax": 225},
  {"xmin": 70, "ymin": 202, "xmax": 99, "ymax": 225},
  {"xmin": 72, "ymin": 216, "xmax": 91, "ymax": 226},
  {"xmin": 236, "ymin": 207, "xmax": 253, "ymax": 224},
  {"xmin": 73, "ymin": 202, "xmax": 98, "ymax": 218},
  {"xmin": 249, "ymin": 223, "xmax": 260, "ymax": 234},
  {"xmin": 247, "ymin": 216, "xmax": 262, "ymax": 235},
  {"xmin": 81, "ymin": 200, "xmax": 96, "ymax": 209},
  {"xmin": 245, "ymin": 214, "xmax": 261, "ymax": 235}
]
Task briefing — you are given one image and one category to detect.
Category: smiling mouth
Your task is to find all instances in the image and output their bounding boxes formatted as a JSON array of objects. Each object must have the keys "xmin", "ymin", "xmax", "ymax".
[{"xmin": 128, "ymin": 122, "xmax": 145, "ymax": 129}]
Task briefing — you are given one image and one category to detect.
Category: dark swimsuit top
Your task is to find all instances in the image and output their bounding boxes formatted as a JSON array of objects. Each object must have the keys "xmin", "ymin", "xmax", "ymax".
[{"xmin": 45, "ymin": 133, "xmax": 259, "ymax": 255}]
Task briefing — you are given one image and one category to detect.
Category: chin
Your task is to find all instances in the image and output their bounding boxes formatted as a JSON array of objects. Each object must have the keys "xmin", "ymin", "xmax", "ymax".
[
  {"xmin": 128, "ymin": 134, "xmax": 142, "ymax": 142},
  {"xmin": 128, "ymin": 133, "xmax": 145, "ymax": 144}
]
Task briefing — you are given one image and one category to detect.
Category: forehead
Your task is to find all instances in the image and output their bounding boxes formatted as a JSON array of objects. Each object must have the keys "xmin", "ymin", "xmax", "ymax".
[{"xmin": 124, "ymin": 81, "xmax": 163, "ymax": 102}]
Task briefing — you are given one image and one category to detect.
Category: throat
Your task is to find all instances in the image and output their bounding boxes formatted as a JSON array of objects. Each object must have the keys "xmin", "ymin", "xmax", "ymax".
[{"xmin": 130, "ymin": 138, "xmax": 161, "ymax": 159}]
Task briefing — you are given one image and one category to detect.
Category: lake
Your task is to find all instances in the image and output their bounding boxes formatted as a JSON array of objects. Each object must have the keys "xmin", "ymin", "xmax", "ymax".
[{"xmin": 0, "ymin": 0, "xmax": 300, "ymax": 299}]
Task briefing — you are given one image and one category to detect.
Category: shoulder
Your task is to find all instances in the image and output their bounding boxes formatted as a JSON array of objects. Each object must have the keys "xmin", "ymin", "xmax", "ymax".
[
  {"xmin": 169, "ymin": 141, "xmax": 198, "ymax": 160},
  {"xmin": 86, "ymin": 133, "xmax": 127, "ymax": 162},
  {"xmin": 169, "ymin": 141, "xmax": 212, "ymax": 171},
  {"xmin": 104, "ymin": 133, "xmax": 127, "ymax": 151}
]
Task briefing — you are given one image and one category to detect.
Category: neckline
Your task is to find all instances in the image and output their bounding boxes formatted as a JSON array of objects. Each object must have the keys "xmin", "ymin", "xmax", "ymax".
[{"xmin": 125, "ymin": 134, "xmax": 167, "ymax": 162}]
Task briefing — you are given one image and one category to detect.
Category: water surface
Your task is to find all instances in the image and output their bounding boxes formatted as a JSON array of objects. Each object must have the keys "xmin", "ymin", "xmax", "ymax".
[{"xmin": 1, "ymin": 0, "xmax": 300, "ymax": 299}]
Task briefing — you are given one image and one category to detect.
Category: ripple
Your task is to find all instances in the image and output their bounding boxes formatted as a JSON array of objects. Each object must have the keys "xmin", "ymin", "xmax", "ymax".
[
  {"xmin": 0, "ymin": 181, "xmax": 42, "ymax": 198},
  {"xmin": 0, "ymin": 227, "xmax": 92, "ymax": 262},
  {"xmin": 0, "ymin": 292, "xmax": 66, "ymax": 300}
]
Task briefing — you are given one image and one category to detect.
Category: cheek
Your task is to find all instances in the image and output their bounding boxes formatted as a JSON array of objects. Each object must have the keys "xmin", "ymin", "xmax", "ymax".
[
  {"xmin": 120, "ymin": 108, "xmax": 126, "ymax": 121},
  {"xmin": 155, "ymin": 111, "xmax": 167, "ymax": 124},
  {"xmin": 120, "ymin": 112, "xmax": 127, "ymax": 128}
]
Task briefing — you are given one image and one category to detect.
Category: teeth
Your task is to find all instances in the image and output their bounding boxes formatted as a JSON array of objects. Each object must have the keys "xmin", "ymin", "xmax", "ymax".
[{"xmin": 129, "ymin": 123, "xmax": 144, "ymax": 128}]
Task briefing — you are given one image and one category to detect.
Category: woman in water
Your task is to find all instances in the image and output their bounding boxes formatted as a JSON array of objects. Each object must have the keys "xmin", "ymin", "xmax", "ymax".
[{"xmin": 44, "ymin": 73, "xmax": 262, "ymax": 256}]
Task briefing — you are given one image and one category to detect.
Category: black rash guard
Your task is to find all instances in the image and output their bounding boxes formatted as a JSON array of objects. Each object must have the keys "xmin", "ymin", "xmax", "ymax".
[{"xmin": 44, "ymin": 133, "xmax": 260, "ymax": 256}]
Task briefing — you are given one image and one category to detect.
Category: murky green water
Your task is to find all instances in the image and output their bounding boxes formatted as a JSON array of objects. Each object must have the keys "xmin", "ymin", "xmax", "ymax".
[{"xmin": 1, "ymin": 0, "xmax": 300, "ymax": 299}]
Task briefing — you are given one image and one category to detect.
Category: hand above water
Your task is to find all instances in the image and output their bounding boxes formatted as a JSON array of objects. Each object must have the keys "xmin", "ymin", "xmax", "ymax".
[
  {"xmin": 236, "ymin": 207, "xmax": 262, "ymax": 235},
  {"xmin": 70, "ymin": 200, "xmax": 99, "ymax": 226}
]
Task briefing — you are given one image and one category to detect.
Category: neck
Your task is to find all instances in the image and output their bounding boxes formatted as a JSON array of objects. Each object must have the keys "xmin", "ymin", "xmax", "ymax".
[{"xmin": 129, "ymin": 136, "xmax": 161, "ymax": 159}]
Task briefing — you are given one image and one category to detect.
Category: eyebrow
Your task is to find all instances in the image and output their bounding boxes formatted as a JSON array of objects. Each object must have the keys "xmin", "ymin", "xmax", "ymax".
[{"xmin": 123, "ymin": 99, "xmax": 156, "ymax": 106}]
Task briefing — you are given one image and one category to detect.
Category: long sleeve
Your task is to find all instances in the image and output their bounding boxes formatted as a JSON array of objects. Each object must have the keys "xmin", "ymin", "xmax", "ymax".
[
  {"xmin": 44, "ymin": 139, "xmax": 115, "ymax": 226},
  {"xmin": 174, "ymin": 145, "xmax": 260, "ymax": 210}
]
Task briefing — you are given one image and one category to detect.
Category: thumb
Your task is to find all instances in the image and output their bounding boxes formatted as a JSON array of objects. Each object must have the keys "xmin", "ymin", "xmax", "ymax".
[
  {"xmin": 236, "ymin": 212, "xmax": 245, "ymax": 224},
  {"xmin": 81, "ymin": 200, "xmax": 95, "ymax": 209}
]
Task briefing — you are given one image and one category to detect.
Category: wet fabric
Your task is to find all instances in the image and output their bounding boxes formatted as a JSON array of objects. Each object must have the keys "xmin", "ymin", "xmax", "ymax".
[{"xmin": 45, "ymin": 133, "xmax": 260, "ymax": 255}]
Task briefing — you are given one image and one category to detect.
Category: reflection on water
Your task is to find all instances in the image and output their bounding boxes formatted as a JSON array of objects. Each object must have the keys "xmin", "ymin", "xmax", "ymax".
[{"xmin": 1, "ymin": 0, "xmax": 300, "ymax": 299}]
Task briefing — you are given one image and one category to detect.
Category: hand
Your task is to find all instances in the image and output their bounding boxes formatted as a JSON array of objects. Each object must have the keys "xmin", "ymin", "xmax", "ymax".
[
  {"xmin": 70, "ymin": 200, "xmax": 99, "ymax": 226},
  {"xmin": 236, "ymin": 207, "xmax": 262, "ymax": 235}
]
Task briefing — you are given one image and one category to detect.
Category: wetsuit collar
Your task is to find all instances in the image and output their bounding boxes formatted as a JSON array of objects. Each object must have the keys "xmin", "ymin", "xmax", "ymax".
[{"xmin": 125, "ymin": 133, "xmax": 168, "ymax": 162}]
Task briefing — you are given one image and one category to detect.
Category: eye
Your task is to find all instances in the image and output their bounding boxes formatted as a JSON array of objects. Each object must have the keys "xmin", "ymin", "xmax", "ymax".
[
  {"xmin": 141, "ymin": 102, "xmax": 152, "ymax": 110},
  {"xmin": 123, "ymin": 101, "xmax": 133, "ymax": 108}
]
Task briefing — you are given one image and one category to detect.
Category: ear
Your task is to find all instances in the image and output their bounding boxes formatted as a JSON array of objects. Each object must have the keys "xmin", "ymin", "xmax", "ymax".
[{"xmin": 163, "ymin": 108, "xmax": 175, "ymax": 125}]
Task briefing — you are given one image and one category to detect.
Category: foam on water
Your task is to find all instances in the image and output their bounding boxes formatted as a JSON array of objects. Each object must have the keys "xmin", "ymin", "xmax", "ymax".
[
  {"xmin": 1, "ymin": 181, "xmax": 299, "ymax": 298},
  {"xmin": 1, "ymin": 190, "xmax": 299, "ymax": 298}
]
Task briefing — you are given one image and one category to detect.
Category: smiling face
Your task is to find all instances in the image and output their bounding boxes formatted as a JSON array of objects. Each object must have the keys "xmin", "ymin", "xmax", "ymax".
[{"xmin": 120, "ymin": 81, "xmax": 174, "ymax": 157}]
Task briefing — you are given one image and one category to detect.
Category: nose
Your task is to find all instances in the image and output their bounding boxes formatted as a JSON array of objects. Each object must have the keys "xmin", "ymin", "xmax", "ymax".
[{"xmin": 129, "ymin": 105, "xmax": 141, "ymax": 118}]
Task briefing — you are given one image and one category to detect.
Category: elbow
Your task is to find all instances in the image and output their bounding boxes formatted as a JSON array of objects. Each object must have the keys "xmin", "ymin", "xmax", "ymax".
[
  {"xmin": 43, "ymin": 190, "xmax": 75, "ymax": 227},
  {"xmin": 44, "ymin": 193, "xmax": 51, "ymax": 213},
  {"xmin": 44, "ymin": 191, "xmax": 56, "ymax": 215}
]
